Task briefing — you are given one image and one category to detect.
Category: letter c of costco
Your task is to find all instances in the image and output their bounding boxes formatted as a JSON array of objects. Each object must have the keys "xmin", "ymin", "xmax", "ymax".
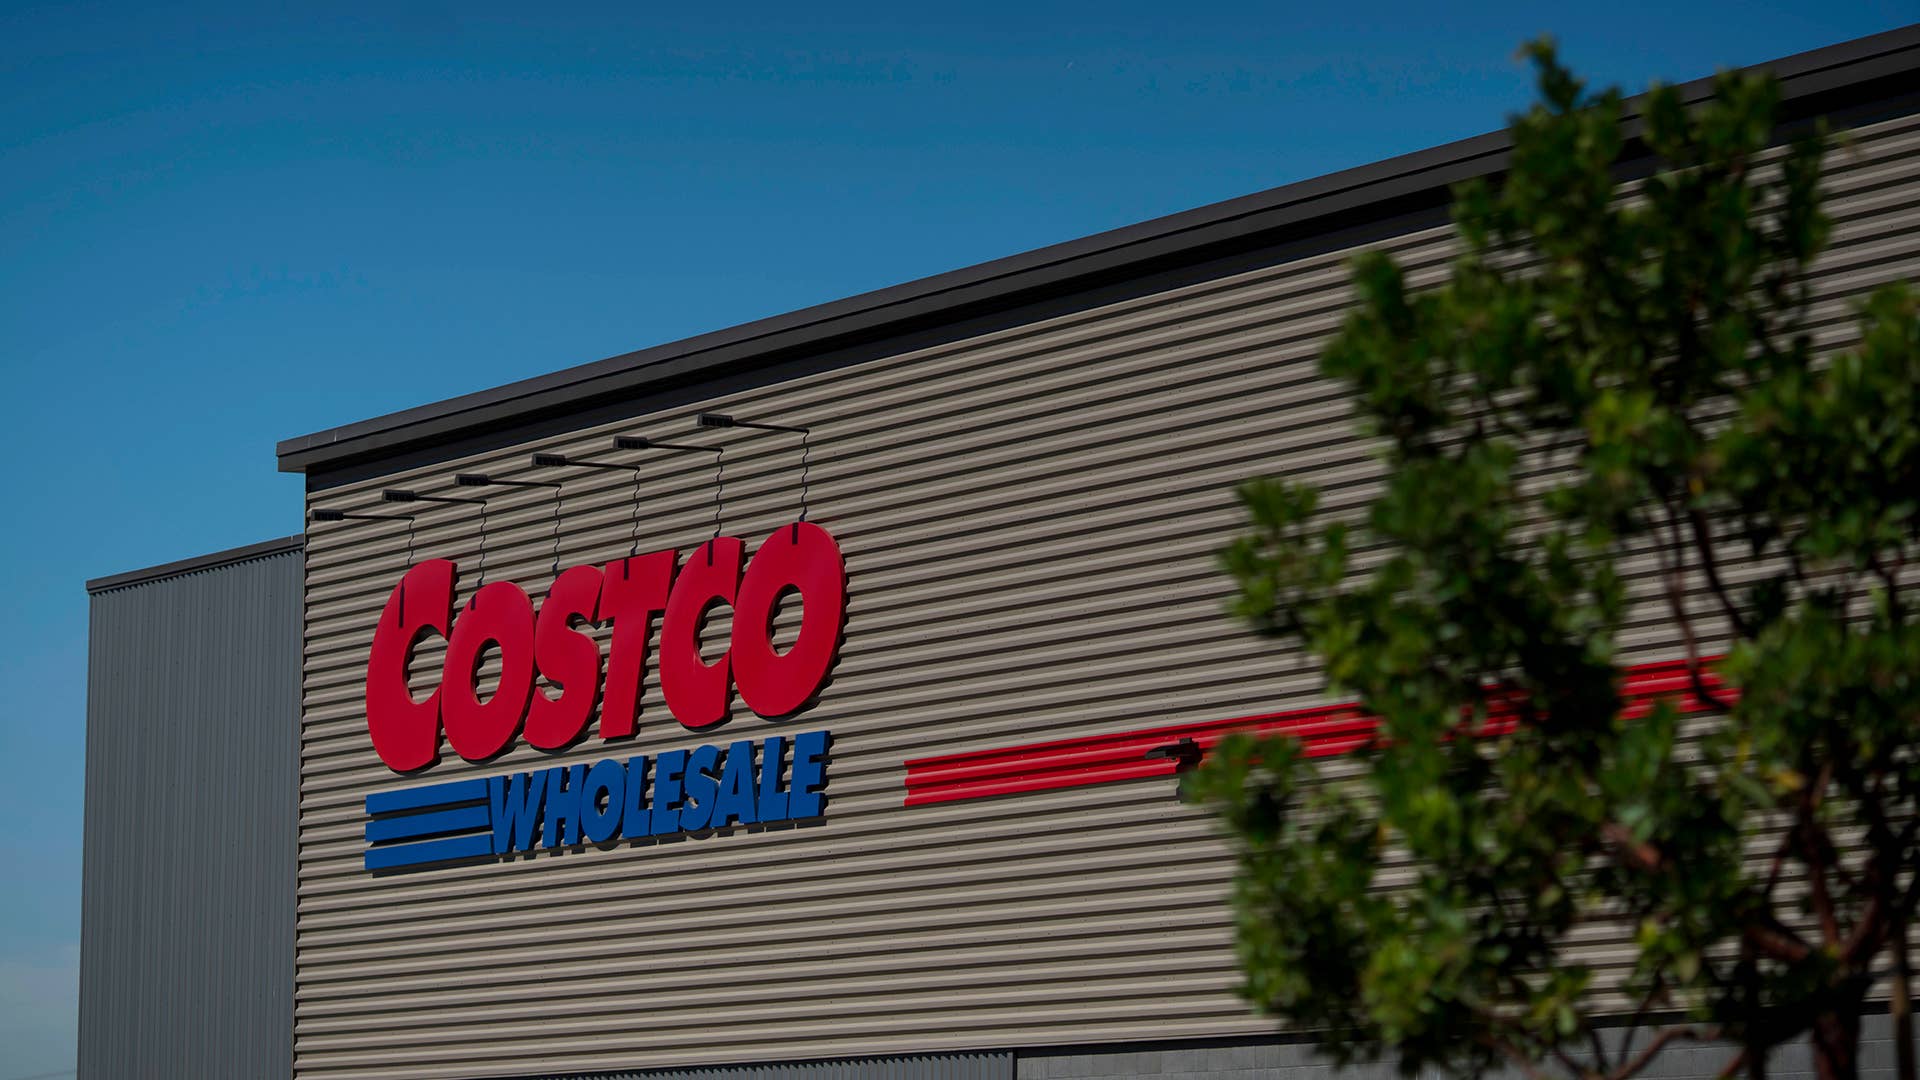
[{"xmin": 363, "ymin": 522, "xmax": 847, "ymax": 773}]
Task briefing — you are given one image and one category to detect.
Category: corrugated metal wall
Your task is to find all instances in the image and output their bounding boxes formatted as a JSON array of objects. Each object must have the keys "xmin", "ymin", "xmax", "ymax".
[
  {"xmin": 520, "ymin": 1051, "xmax": 1009, "ymax": 1080},
  {"xmin": 80, "ymin": 541, "xmax": 303, "ymax": 1080},
  {"xmin": 295, "ymin": 109, "xmax": 1920, "ymax": 1080}
]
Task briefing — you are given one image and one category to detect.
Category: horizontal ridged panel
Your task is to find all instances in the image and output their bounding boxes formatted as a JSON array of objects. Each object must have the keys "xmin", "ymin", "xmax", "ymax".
[
  {"xmin": 516, "ymin": 1051, "xmax": 1009, "ymax": 1080},
  {"xmin": 295, "ymin": 109, "xmax": 1920, "ymax": 1079}
]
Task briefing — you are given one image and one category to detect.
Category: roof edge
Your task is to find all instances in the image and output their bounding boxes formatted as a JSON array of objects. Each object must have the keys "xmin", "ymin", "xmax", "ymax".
[
  {"xmin": 86, "ymin": 535, "xmax": 306, "ymax": 594},
  {"xmin": 277, "ymin": 22, "xmax": 1920, "ymax": 477}
]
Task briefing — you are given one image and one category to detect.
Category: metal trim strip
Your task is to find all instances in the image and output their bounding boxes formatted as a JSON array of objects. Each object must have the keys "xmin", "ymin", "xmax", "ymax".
[{"xmin": 85, "ymin": 533, "xmax": 305, "ymax": 594}]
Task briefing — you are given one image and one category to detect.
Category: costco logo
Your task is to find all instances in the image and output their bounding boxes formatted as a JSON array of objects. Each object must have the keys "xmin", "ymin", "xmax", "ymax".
[
  {"xmin": 364, "ymin": 522, "xmax": 845, "ymax": 771},
  {"xmin": 356, "ymin": 522, "xmax": 845, "ymax": 872}
]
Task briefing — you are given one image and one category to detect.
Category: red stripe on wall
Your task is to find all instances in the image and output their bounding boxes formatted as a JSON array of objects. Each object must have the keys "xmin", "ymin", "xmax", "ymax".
[{"xmin": 902, "ymin": 657, "xmax": 1732, "ymax": 807}]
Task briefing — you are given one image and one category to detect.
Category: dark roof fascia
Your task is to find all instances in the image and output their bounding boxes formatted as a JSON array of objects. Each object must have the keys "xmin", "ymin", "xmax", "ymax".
[
  {"xmin": 276, "ymin": 23, "xmax": 1920, "ymax": 478},
  {"xmin": 86, "ymin": 535, "xmax": 306, "ymax": 594}
]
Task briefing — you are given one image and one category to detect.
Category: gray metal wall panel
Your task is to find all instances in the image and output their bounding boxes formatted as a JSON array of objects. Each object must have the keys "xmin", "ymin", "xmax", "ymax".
[
  {"xmin": 79, "ymin": 545, "xmax": 303, "ymax": 1080},
  {"xmin": 293, "ymin": 108, "xmax": 1920, "ymax": 1080}
]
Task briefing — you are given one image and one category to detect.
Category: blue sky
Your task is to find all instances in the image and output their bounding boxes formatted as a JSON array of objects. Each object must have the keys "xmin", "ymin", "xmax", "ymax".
[{"xmin": 1, "ymin": 3, "xmax": 1912, "ymax": 1075}]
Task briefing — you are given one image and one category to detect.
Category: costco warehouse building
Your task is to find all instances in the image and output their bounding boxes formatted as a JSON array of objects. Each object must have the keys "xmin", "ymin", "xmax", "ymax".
[{"xmin": 80, "ymin": 25, "xmax": 1920, "ymax": 1080}]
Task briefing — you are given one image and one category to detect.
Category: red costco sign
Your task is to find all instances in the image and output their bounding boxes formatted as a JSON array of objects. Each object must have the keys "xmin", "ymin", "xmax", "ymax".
[{"xmin": 364, "ymin": 522, "xmax": 846, "ymax": 773}]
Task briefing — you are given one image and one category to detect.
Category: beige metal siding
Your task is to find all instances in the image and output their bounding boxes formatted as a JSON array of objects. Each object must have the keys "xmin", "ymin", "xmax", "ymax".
[
  {"xmin": 522, "ymin": 1051, "xmax": 1010, "ymax": 1079},
  {"xmin": 295, "ymin": 109, "xmax": 1920, "ymax": 1080}
]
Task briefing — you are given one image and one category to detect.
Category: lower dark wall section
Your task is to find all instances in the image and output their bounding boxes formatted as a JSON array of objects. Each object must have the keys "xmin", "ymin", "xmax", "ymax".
[
  {"xmin": 78, "ymin": 539, "xmax": 302, "ymax": 1080},
  {"xmin": 510, "ymin": 1017, "xmax": 1906, "ymax": 1080}
]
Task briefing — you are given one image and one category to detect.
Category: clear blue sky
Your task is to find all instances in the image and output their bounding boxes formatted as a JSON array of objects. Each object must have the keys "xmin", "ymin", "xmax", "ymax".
[{"xmin": 1, "ymin": 3, "xmax": 1912, "ymax": 1075}]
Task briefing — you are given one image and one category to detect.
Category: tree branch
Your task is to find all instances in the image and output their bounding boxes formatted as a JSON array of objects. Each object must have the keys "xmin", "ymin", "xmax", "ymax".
[
  {"xmin": 1761, "ymin": 825, "xmax": 1798, "ymax": 899},
  {"xmin": 1611, "ymin": 1026, "xmax": 1718, "ymax": 1080},
  {"xmin": 1745, "ymin": 913, "xmax": 1815, "ymax": 964},
  {"xmin": 1603, "ymin": 821, "xmax": 1666, "ymax": 874},
  {"xmin": 1900, "ymin": 854, "xmax": 1920, "ymax": 924},
  {"xmin": 1838, "ymin": 893, "xmax": 1887, "ymax": 966},
  {"xmin": 1554, "ymin": 1044, "xmax": 1595, "ymax": 1080},
  {"xmin": 1866, "ymin": 550, "xmax": 1904, "ymax": 622},
  {"xmin": 1617, "ymin": 976, "xmax": 1671, "ymax": 1070},
  {"xmin": 1688, "ymin": 503, "xmax": 1753, "ymax": 638},
  {"xmin": 1657, "ymin": 497, "xmax": 1738, "ymax": 713},
  {"xmin": 1483, "ymin": 1033, "xmax": 1558, "ymax": 1080},
  {"xmin": 1803, "ymin": 761, "xmax": 1842, "ymax": 949}
]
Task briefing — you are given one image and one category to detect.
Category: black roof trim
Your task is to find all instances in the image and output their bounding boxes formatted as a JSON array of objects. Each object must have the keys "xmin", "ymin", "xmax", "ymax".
[
  {"xmin": 277, "ymin": 23, "xmax": 1920, "ymax": 477},
  {"xmin": 86, "ymin": 535, "xmax": 306, "ymax": 594}
]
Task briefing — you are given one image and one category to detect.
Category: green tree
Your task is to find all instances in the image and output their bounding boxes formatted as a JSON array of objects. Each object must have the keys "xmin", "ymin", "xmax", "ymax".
[{"xmin": 1190, "ymin": 43, "xmax": 1918, "ymax": 1080}]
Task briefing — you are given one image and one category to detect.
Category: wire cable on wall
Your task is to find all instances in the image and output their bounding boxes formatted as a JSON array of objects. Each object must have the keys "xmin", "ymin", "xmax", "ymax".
[
  {"xmin": 696, "ymin": 413, "xmax": 812, "ymax": 537},
  {"xmin": 534, "ymin": 436, "xmax": 725, "ymax": 566},
  {"xmin": 309, "ymin": 506, "xmax": 420, "ymax": 618},
  {"xmin": 612, "ymin": 435, "xmax": 725, "ymax": 563},
  {"xmin": 383, "ymin": 489, "xmax": 489, "ymax": 591},
  {"xmin": 455, "ymin": 473, "xmax": 564, "ymax": 577}
]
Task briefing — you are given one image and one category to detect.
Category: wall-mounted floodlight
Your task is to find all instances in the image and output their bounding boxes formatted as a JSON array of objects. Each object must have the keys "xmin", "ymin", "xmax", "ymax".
[
  {"xmin": 697, "ymin": 412, "xmax": 808, "ymax": 436},
  {"xmin": 381, "ymin": 488, "xmax": 484, "ymax": 507},
  {"xmin": 614, "ymin": 435, "xmax": 710, "ymax": 452},
  {"xmin": 308, "ymin": 505, "xmax": 421, "ymax": 614},
  {"xmin": 532, "ymin": 437, "xmax": 731, "ymax": 562},
  {"xmin": 531, "ymin": 452, "xmax": 647, "ymax": 561},
  {"xmin": 613, "ymin": 435, "xmax": 725, "ymax": 553},
  {"xmin": 383, "ymin": 488, "xmax": 494, "ymax": 588},
  {"xmin": 308, "ymin": 505, "xmax": 419, "ymax": 558},
  {"xmin": 695, "ymin": 413, "xmax": 813, "ymax": 530},
  {"xmin": 531, "ymin": 450, "xmax": 647, "ymax": 558},
  {"xmin": 454, "ymin": 473, "xmax": 565, "ymax": 577}
]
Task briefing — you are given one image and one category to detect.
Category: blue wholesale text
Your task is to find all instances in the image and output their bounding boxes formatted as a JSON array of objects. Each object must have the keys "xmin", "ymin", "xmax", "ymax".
[{"xmin": 363, "ymin": 730, "xmax": 831, "ymax": 871}]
